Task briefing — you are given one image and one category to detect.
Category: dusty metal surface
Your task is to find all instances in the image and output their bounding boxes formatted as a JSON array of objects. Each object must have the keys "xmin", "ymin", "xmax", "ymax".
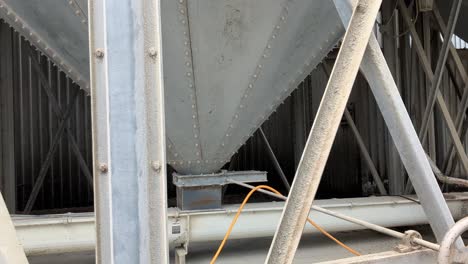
[
  {"xmin": 11, "ymin": 193, "xmax": 468, "ymax": 256},
  {"xmin": 0, "ymin": 0, "xmax": 346, "ymax": 175},
  {"xmin": 266, "ymin": 0, "xmax": 382, "ymax": 262},
  {"xmin": 89, "ymin": 0, "xmax": 169, "ymax": 262},
  {"xmin": 0, "ymin": 194, "xmax": 28, "ymax": 263}
]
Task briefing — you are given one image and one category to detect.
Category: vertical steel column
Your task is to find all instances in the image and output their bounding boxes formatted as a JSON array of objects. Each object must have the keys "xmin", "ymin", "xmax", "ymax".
[
  {"xmin": 335, "ymin": 0, "xmax": 461, "ymax": 247},
  {"xmin": 265, "ymin": 1, "xmax": 381, "ymax": 263},
  {"xmin": 89, "ymin": 0, "xmax": 169, "ymax": 263},
  {"xmin": 381, "ymin": 0, "xmax": 405, "ymax": 195}
]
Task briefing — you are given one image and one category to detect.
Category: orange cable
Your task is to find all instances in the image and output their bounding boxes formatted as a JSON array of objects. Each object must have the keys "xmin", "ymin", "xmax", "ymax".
[{"xmin": 210, "ymin": 185, "xmax": 360, "ymax": 264}]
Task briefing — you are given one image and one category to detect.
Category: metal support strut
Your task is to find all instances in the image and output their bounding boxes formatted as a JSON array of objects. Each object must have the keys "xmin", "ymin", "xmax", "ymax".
[
  {"xmin": 89, "ymin": 0, "xmax": 169, "ymax": 262},
  {"xmin": 338, "ymin": 0, "xmax": 461, "ymax": 247},
  {"xmin": 265, "ymin": 1, "xmax": 382, "ymax": 262}
]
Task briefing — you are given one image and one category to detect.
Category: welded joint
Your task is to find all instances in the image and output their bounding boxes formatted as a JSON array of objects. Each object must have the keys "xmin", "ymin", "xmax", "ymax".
[{"xmin": 394, "ymin": 230, "xmax": 423, "ymax": 253}]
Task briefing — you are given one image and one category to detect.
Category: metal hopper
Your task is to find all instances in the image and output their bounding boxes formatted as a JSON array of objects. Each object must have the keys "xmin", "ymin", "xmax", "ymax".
[{"xmin": 0, "ymin": 0, "xmax": 343, "ymax": 174}]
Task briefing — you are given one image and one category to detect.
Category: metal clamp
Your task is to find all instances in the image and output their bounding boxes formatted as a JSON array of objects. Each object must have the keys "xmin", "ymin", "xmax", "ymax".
[{"xmin": 395, "ymin": 230, "xmax": 423, "ymax": 253}]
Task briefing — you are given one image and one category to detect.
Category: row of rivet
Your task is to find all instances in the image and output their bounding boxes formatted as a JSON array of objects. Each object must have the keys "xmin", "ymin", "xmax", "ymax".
[
  {"xmin": 68, "ymin": 0, "xmax": 88, "ymax": 26},
  {"xmin": 167, "ymin": 159, "xmax": 230, "ymax": 166},
  {"xmin": 227, "ymin": 25, "xmax": 343, "ymax": 158},
  {"xmin": 172, "ymin": 0, "xmax": 203, "ymax": 160},
  {"xmin": 216, "ymin": 1, "xmax": 292, "ymax": 160},
  {"xmin": 0, "ymin": 1, "xmax": 89, "ymax": 91}
]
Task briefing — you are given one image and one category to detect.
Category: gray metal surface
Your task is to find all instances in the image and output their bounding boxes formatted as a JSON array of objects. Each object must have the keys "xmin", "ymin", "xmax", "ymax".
[
  {"xmin": 0, "ymin": 0, "xmax": 89, "ymax": 91},
  {"xmin": 89, "ymin": 0, "xmax": 169, "ymax": 262},
  {"xmin": 0, "ymin": 0, "xmax": 343, "ymax": 175},
  {"xmin": 173, "ymin": 170, "xmax": 266, "ymax": 187},
  {"xmin": 162, "ymin": 0, "xmax": 343, "ymax": 173},
  {"xmin": 338, "ymin": 0, "xmax": 461, "ymax": 247},
  {"xmin": 438, "ymin": 217, "xmax": 468, "ymax": 263},
  {"xmin": 266, "ymin": 0, "xmax": 382, "ymax": 262},
  {"xmin": 174, "ymin": 170, "xmax": 266, "ymax": 210}
]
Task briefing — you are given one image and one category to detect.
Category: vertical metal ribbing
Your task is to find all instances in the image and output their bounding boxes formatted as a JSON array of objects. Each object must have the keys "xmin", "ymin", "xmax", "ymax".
[
  {"xmin": 264, "ymin": 1, "xmax": 381, "ymax": 263},
  {"xmin": 89, "ymin": 0, "xmax": 168, "ymax": 263}
]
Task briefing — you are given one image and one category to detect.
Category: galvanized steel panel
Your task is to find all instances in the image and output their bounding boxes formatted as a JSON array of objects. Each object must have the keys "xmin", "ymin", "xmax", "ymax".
[{"xmin": 0, "ymin": 0, "xmax": 345, "ymax": 174}]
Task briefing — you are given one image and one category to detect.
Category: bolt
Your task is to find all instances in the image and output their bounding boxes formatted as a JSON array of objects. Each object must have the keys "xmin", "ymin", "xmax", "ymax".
[
  {"xmin": 95, "ymin": 49, "xmax": 104, "ymax": 59},
  {"xmin": 99, "ymin": 163, "xmax": 108, "ymax": 173},
  {"xmin": 152, "ymin": 161, "xmax": 161, "ymax": 172},
  {"xmin": 148, "ymin": 47, "xmax": 157, "ymax": 58}
]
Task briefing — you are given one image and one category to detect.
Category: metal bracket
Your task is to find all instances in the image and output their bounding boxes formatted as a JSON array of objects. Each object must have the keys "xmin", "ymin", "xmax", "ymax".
[
  {"xmin": 173, "ymin": 170, "xmax": 267, "ymax": 210},
  {"xmin": 394, "ymin": 230, "xmax": 423, "ymax": 253},
  {"xmin": 174, "ymin": 246, "xmax": 187, "ymax": 264}
]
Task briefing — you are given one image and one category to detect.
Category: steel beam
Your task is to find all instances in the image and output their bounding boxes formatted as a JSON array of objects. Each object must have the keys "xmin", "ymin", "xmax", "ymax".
[
  {"xmin": 0, "ymin": 193, "xmax": 28, "ymax": 263},
  {"xmin": 398, "ymin": 0, "xmax": 468, "ymax": 177},
  {"xmin": 432, "ymin": 5, "xmax": 468, "ymax": 175},
  {"xmin": 12, "ymin": 194, "xmax": 468, "ymax": 255},
  {"xmin": 265, "ymin": 1, "xmax": 381, "ymax": 262},
  {"xmin": 89, "ymin": 0, "xmax": 169, "ymax": 263},
  {"xmin": 322, "ymin": 63, "xmax": 387, "ymax": 195},
  {"xmin": 24, "ymin": 88, "xmax": 80, "ymax": 213},
  {"xmin": 29, "ymin": 52, "xmax": 93, "ymax": 188},
  {"xmin": 335, "ymin": 0, "xmax": 461, "ymax": 246},
  {"xmin": 259, "ymin": 128, "xmax": 291, "ymax": 191},
  {"xmin": 418, "ymin": 0, "xmax": 461, "ymax": 145}
]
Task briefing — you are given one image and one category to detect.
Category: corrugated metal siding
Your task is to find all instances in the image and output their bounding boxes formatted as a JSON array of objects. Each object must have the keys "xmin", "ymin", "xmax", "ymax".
[{"xmin": 0, "ymin": 20, "xmax": 93, "ymax": 212}]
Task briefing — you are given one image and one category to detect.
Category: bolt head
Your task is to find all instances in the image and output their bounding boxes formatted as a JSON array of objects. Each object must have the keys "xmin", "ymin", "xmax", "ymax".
[
  {"xmin": 94, "ymin": 49, "xmax": 105, "ymax": 59},
  {"xmin": 99, "ymin": 163, "xmax": 108, "ymax": 173},
  {"xmin": 152, "ymin": 161, "xmax": 161, "ymax": 172},
  {"xmin": 148, "ymin": 47, "xmax": 158, "ymax": 58}
]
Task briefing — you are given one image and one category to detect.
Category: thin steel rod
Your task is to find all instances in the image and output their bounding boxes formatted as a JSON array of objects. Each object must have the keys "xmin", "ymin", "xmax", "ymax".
[
  {"xmin": 23, "ymin": 88, "xmax": 80, "ymax": 213},
  {"xmin": 399, "ymin": 0, "xmax": 468, "ymax": 178},
  {"xmin": 426, "ymin": 155, "xmax": 468, "ymax": 188},
  {"xmin": 259, "ymin": 127, "xmax": 291, "ymax": 191},
  {"xmin": 229, "ymin": 180, "xmax": 440, "ymax": 251},
  {"xmin": 265, "ymin": 1, "xmax": 381, "ymax": 262},
  {"xmin": 322, "ymin": 63, "xmax": 387, "ymax": 195},
  {"xmin": 418, "ymin": 0, "xmax": 462, "ymax": 144}
]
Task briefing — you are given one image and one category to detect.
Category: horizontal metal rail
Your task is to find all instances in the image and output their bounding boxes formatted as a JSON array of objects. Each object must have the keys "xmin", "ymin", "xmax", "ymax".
[{"xmin": 229, "ymin": 180, "xmax": 440, "ymax": 251}]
